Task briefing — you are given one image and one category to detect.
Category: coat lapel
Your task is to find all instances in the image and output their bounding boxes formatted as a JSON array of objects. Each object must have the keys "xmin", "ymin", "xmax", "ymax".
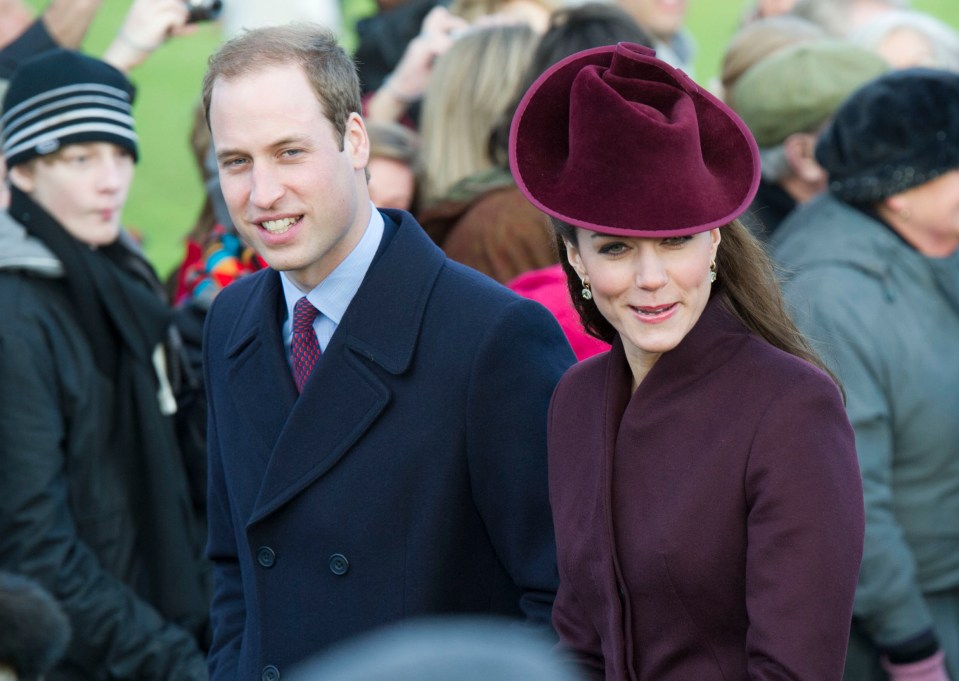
[
  {"xmin": 247, "ymin": 210, "xmax": 447, "ymax": 525},
  {"xmin": 223, "ymin": 270, "xmax": 297, "ymax": 467}
]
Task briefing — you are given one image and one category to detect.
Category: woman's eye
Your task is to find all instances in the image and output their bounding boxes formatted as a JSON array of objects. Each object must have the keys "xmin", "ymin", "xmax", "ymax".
[
  {"xmin": 598, "ymin": 242, "xmax": 626, "ymax": 255},
  {"xmin": 662, "ymin": 236, "xmax": 693, "ymax": 247}
]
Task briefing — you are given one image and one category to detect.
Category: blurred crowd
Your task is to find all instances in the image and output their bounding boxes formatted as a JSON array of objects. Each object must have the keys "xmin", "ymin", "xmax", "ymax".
[{"xmin": 0, "ymin": 0, "xmax": 958, "ymax": 679}]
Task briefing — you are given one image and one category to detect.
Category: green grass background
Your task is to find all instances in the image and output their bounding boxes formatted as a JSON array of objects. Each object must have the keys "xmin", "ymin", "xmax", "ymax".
[{"xmin": 22, "ymin": 0, "xmax": 959, "ymax": 277}]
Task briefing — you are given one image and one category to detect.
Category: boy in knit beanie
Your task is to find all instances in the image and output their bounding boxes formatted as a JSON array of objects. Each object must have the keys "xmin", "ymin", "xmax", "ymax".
[{"xmin": 0, "ymin": 49, "xmax": 210, "ymax": 681}]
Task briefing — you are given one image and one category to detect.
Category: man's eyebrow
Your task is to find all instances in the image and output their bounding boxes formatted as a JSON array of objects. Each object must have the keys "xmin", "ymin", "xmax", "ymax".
[{"xmin": 215, "ymin": 147, "xmax": 242, "ymax": 163}]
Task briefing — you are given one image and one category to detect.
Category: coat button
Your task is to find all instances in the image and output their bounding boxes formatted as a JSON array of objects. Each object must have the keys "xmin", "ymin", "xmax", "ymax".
[
  {"xmin": 261, "ymin": 664, "xmax": 280, "ymax": 681},
  {"xmin": 329, "ymin": 553, "xmax": 349, "ymax": 576},
  {"xmin": 256, "ymin": 546, "xmax": 276, "ymax": 568}
]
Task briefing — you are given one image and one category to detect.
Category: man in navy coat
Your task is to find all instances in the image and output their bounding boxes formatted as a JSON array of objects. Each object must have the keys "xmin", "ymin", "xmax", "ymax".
[{"xmin": 200, "ymin": 24, "xmax": 575, "ymax": 681}]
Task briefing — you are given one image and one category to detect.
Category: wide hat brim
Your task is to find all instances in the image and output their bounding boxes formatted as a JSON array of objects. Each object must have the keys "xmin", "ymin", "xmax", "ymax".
[{"xmin": 509, "ymin": 42, "xmax": 760, "ymax": 237}]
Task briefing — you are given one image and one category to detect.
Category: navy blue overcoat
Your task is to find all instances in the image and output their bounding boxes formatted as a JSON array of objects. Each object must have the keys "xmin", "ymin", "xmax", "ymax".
[{"xmin": 202, "ymin": 210, "xmax": 575, "ymax": 680}]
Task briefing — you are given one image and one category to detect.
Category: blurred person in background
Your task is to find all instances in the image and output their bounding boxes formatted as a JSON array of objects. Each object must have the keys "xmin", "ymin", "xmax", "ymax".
[
  {"xmin": 416, "ymin": 23, "xmax": 537, "ymax": 211},
  {"xmin": 355, "ymin": 0, "xmax": 448, "ymax": 100},
  {"xmin": 362, "ymin": 5, "xmax": 468, "ymax": 128},
  {"xmin": 790, "ymin": 0, "xmax": 909, "ymax": 37},
  {"xmin": 740, "ymin": 0, "xmax": 801, "ymax": 23},
  {"xmin": 100, "ymin": 0, "xmax": 194, "ymax": 74},
  {"xmin": 451, "ymin": 0, "xmax": 555, "ymax": 32},
  {"xmin": 771, "ymin": 68, "xmax": 959, "ymax": 681},
  {"xmin": 0, "ymin": 49, "xmax": 209, "ymax": 680},
  {"xmin": 851, "ymin": 9, "xmax": 959, "ymax": 71},
  {"xmin": 362, "ymin": 0, "xmax": 553, "ymax": 129},
  {"xmin": 718, "ymin": 14, "xmax": 826, "ymax": 107},
  {"xmin": 614, "ymin": 0, "xmax": 695, "ymax": 73},
  {"xmin": 366, "ymin": 120, "xmax": 420, "ymax": 210},
  {"xmin": 511, "ymin": 41, "xmax": 864, "ymax": 681},
  {"xmin": 219, "ymin": 0, "xmax": 342, "ymax": 40},
  {"xmin": 0, "ymin": 0, "xmax": 195, "ymax": 81},
  {"xmin": 287, "ymin": 617, "xmax": 585, "ymax": 681},
  {"xmin": 0, "ymin": 0, "xmax": 100, "ymax": 80},
  {"xmin": 730, "ymin": 40, "xmax": 887, "ymax": 240}
]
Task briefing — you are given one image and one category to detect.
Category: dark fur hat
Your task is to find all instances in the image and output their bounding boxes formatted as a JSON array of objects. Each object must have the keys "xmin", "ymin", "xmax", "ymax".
[
  {"xmin": 0, "ymin": 572, "xmax": 71, "ymax": 681},
  {"xmin": 816, "ymin": 67, "xmax": 959, "ymax": 203}
]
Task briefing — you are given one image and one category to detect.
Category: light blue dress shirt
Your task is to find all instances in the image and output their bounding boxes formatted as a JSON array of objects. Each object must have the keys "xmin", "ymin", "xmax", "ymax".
[{"xmin": 279, "ymin": 204, "xmax": 384, "ymax": 358}]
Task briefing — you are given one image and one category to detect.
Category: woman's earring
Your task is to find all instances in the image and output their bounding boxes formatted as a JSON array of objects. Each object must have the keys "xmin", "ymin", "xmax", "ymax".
[
  {"xmin": 581, "ymin": 280, "xmax": 593, "ymax": 300},
  {"xmin": 709, "ymin": 261, "xmax": 717, "ymax": 284}
]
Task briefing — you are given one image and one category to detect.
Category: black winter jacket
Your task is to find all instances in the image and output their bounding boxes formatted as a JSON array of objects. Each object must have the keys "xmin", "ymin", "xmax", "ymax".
[{"xmin": 0, "ymin": 208, "xmax": 209, "ymax": 681}]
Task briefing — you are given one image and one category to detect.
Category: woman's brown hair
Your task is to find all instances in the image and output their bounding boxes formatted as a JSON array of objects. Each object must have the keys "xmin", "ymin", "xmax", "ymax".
[{"xmin": 553, "ymin": 218, "xmax": 842, "ymax": 390}]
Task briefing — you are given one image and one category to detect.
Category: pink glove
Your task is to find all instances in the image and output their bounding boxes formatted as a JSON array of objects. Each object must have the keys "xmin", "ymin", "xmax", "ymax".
[{"xmin": 881, "ymin": 650, "xmax": 951, "ymax": 681}]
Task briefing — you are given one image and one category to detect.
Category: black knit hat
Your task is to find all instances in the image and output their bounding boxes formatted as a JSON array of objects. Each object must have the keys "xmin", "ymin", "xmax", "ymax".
[
  {"xmin": 1, "ymin": 48, "xmax": 138, "ymax": 168},
  {"xmin": 816, "ymin": 67, "xmax": 959, "ymax": 204}
]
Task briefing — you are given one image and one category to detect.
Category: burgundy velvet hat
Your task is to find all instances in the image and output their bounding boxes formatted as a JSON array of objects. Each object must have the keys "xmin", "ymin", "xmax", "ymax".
[{"xmin": 509, "ymin": 42, "xmax": 761, "ymax": 237}]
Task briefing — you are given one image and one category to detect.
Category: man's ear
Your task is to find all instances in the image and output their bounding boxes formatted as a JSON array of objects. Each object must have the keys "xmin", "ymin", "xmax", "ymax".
[
  {"xmin": 881, "ymin": 191, "xmax": 910, "ymax": 220},
  {"xmin": 344, "ymin": 112, "xmax": 370, "ymax": 171},
  {"xmin": 783, "ymin": 132, "xmax": 826, "ymax": 184}
]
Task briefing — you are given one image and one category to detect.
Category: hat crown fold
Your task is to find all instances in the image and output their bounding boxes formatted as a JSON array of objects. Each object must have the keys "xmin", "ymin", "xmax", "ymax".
[{"xmin": 510, "ymin": 42, "xmax": 760, "ymax": 237}]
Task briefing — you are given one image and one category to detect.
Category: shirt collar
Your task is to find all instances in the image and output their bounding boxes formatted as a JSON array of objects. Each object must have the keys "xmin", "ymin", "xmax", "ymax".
[{"xmin": 280, "ymin": 204, "xmax": 384, "ymax": 325}]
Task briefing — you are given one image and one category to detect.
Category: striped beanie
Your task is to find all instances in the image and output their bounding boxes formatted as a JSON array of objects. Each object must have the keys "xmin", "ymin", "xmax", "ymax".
[{"xmin": 1, "ymin": 49, "xmax": 138, "ymax": 168}]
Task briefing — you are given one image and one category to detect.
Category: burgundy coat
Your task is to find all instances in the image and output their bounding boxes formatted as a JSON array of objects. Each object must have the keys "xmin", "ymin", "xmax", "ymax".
[{"xmin": 548, "ymin": 298, "xmax": 864, "ymax": 681}]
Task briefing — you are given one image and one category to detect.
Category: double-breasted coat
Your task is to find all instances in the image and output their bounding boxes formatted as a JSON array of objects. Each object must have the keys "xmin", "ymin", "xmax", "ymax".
[
  {"xmin": 547, "ymin": 297, "xmax": 865, "ymax": 681},
  {"xmin": 202, "ymin": 210, "xmax": 575, "ymax": 680}
]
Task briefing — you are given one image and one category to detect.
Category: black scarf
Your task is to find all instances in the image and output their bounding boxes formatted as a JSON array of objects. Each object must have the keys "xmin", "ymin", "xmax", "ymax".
[
  {"xmin": 9, "ymin": 187, "xmax": 171, "ymax": 377},
  {"xmin": 9, "ymin": 187, "xmax": 210, "ymax": 640}
]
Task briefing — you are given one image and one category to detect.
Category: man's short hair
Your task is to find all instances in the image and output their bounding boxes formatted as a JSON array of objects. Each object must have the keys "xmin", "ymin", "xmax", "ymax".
[{"xmin": 201, "ymin": 24, "xmax": 362, "ymax": 146}]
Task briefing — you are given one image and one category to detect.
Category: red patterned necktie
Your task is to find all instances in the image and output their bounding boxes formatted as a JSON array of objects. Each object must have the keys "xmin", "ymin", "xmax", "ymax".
[{"xmin": 291, "ymin": 296, "xmax": 321, "ymax": 393}]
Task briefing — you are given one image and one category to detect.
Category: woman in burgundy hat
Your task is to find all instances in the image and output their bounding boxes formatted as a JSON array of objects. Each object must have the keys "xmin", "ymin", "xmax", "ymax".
[{"xmin": 509, "ymin": 42, "xmax": 865, "ymax": 681}]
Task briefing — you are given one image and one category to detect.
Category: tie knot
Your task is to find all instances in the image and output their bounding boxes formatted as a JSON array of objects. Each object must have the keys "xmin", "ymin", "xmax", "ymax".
[{"xmin": 292, "ymin": 297, "xmax": 319, "ymax": 333}]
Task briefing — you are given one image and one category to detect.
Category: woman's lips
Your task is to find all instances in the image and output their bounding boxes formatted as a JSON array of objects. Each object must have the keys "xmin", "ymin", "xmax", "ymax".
[{"xmin": 632, "ymin": 302, "xmax": 678, "ymax": 322}]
